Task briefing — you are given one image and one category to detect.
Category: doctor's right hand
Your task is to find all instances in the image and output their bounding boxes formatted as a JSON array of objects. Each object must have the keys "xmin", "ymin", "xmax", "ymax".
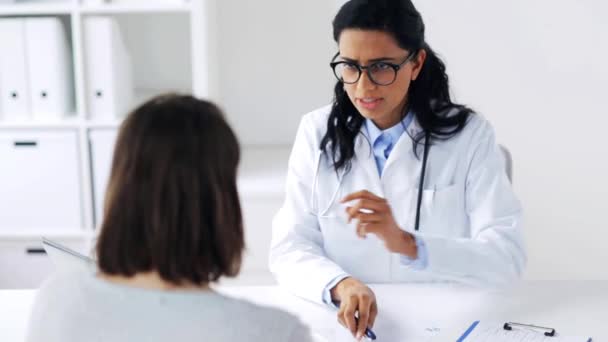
[{"xmin": 331, "ymin": 277, "xmax": 378, "ymax": 340}]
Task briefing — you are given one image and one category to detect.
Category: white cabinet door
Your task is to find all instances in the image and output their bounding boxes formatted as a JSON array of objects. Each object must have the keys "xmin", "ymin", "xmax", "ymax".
[
  {"xmin": 0, "ymin": 130, "xmax": 82, "ymax": 231},
  {"xmin": 88, "ymin": 128, "xmax": 117, "ymax": 226}
]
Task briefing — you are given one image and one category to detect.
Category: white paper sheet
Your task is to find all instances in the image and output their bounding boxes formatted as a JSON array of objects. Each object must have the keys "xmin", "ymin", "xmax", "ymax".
[{"xmin": 333, "ymin": 319, "xmax": 442, "ymax": 341}]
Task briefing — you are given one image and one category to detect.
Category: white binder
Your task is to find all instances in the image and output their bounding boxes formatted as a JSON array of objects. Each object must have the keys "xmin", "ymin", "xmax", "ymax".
[
  {"xmin": 88, "ymin": 128, "xmax": 118, "ymax": 226},
  {"xmin": 24, "ymin": 17, "xmax": 74, "ymax": 120},
  {"xmin": 0, "ymin": 19, "xmax": 31, "ymax": 121},
  {"xmin": 83, "ymin": 16, "xmax": 134, "ymax": 121}
]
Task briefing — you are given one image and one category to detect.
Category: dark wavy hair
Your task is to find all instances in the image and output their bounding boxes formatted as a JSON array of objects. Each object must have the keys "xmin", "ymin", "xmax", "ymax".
[{"xmin": 321, "ymin": 0, "xmax": 473, "ymax": 172}]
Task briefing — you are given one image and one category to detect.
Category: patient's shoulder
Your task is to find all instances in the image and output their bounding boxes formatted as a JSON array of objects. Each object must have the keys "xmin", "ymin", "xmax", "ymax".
[
  {"xmin": 36, "ymin": 270, "xmax": 91, "ymax": 299},
  {"xmin": 219, "ymin": 294, "xmax": 311, "ymax": 340}
]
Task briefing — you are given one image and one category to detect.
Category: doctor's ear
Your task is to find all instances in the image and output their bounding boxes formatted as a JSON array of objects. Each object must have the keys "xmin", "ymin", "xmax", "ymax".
[{"xmin": 411, "ymin": 49, "xmax": 427, "ymax": 81}]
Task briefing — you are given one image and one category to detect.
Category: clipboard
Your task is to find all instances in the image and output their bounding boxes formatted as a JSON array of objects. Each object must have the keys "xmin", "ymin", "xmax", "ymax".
[
  {"xmin": 42, "ymin": 237, "xmax": 95, "ymax": 273},
  {"xmin": 457, "ymin": 320, "xmax": 592, "ymax": 342}
]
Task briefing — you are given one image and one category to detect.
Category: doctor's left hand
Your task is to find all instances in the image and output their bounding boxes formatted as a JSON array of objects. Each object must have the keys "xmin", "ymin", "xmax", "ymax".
[{"xmin": 342, "ymin": 190, "xmax": 418, "ymax": 258}]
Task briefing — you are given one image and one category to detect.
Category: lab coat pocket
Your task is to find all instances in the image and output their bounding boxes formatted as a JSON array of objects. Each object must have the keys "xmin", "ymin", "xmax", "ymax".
[
  {"xmin": 314, "ymin": 181, "xmax": 353, "ymax": 239},
  {"xmin": 313, "ymin": 182, "xmax": 345, "ymax": 219},
  {"xmin": 416, "ymin": 183, "xmax": 463, "ymax": 235},
  {"xmin": 317, "ymin": 201, "xmax": 350, "ymax": 236},
  {"xmin": 316, "ymin": 189, "xmax": 369, "ymax": 245},
  {"xmin": 318, "ymin": 208, "xmax": 379, "ymax": 272}
]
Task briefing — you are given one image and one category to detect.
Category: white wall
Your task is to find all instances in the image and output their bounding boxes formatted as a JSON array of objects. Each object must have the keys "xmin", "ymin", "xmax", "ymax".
[
  {"xmin": 413, "ymin": 0, "xmax": 608, "ymax": 280},
  {"xmin": 216, "ymin": 1, "xmax": 338, "ymax": 145}
]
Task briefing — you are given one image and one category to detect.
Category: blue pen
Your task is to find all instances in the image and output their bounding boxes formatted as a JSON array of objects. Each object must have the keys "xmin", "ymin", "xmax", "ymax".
[
  {"xmin": 355, "ymin": 316, "xmax": 377, "ymax": 340},
  {"xmin": 334, "ymin": 301, "xmax": 377, "ymax": 340}
]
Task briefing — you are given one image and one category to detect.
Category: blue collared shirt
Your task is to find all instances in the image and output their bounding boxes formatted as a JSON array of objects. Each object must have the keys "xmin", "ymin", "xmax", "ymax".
[
  {"xmin": 365, "ymin": 114, "xmax": 414, "ymax": 177},
  {"xmin": 321, "ymin": 113, "xmax": 428, "ymax": 306},
  {"xmin": 364, "ymin": 114, "xmax": 428, "ymax": 269}
]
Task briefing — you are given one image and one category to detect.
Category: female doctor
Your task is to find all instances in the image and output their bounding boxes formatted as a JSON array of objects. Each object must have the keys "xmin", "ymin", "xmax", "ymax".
[{"xmin": 269, "ymin": 0, "xmax": 526, "ymax": 339}]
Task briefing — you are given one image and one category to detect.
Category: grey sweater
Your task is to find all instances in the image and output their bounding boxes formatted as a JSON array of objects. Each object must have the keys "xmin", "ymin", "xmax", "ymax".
[{"xmin": 26, "ymin": 271, "xmax": 313, "ymax": 342}]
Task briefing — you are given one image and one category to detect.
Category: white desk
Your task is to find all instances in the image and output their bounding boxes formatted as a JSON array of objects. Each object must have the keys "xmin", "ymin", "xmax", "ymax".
[{"xmin": 2, "ymin": 282, "xmax": 606, "ymax": 341}]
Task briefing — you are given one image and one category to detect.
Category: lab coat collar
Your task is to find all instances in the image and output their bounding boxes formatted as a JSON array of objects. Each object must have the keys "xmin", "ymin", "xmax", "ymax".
[{"xmin": 354, "ymin": 112, "xmax": 425, "ymax": 190}]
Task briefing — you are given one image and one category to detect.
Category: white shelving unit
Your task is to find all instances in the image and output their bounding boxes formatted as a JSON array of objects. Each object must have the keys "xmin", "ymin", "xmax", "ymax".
[
  {"xmin": 0, "ymin": 0, "xmax": 219, "ymax": 288},
  {"xmin": 0, "ymin": 3, "xmax": 73, "ymax": 16}
]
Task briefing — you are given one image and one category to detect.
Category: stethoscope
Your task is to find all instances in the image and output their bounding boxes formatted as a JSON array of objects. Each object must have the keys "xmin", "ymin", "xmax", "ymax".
[{"xmin": 311, "ymin": 131, "xmax": 431, "ymax": 232}]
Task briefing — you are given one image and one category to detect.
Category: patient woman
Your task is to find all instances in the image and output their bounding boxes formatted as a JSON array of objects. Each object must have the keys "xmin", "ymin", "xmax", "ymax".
[{"xmin": 26, "ymin": 94, "xmax": 313, "ymax": 342}]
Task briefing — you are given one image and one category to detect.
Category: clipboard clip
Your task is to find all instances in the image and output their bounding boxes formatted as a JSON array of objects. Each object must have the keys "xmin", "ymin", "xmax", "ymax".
[{"xmin": 503, "ymin": 322, "xmax": 556, "ymax": 337}]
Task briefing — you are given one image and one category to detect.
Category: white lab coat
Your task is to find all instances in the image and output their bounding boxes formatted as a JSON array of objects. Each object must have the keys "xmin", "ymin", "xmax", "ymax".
[{"xmin": 269, "ymin": 105, "xmax": 526, "ymax": 304}]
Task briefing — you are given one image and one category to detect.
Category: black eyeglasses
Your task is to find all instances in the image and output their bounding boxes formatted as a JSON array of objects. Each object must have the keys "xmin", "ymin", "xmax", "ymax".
[{"xmin": 330, "ymin": 51, "xmax": 418, "ymax": 86}]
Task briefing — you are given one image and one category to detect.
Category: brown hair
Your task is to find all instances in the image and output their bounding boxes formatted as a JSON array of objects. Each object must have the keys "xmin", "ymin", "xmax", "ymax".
[{"xmin": 96, "ymin": 94, "xmax": 243, "ymax": 285}]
